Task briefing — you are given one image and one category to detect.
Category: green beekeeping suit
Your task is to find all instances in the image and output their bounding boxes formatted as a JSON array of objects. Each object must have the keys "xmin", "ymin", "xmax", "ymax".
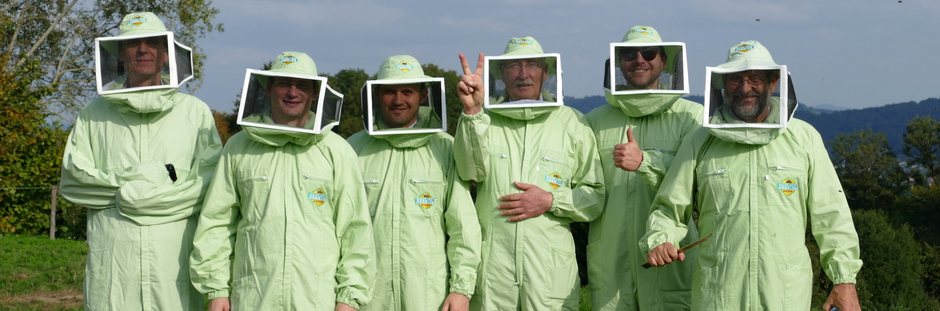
[
  {"xmin": 586, "ymin": 26, "xmax": 702, "ymax": 311},
  {"xmin": 454, "ymin": 37, "xmax": 606, "ymax": 311},
  {"xmin": 639, "ymin": 41, "xmax": 862, "ymax": 310},
  {"xmin": 58, "ymin": 12, "xmax": 222, "ymax": 311},
  {"xmin": 189, "ymin": 52, "xmax": 376, "ymax": 310},
  {"xmin": 346, "ymin": 55, "xmax": 481, "ymax": 311}
]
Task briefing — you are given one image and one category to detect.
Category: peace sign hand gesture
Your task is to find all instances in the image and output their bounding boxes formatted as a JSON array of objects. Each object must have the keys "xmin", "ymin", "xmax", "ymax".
[{"xmin": 457, "ymin": 53, "xmax": 486, "ymax": 115}]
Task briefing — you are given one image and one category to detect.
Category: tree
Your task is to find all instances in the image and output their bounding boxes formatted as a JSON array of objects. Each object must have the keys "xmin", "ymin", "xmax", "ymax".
[
  {"xmin": 0, "ymin": 55, "xmax": 76, "ymax": 236},
  {"xmin": 829, "ymin": 129, "xmax": 903, "ymax": 211},
  {"xmin": 324, "ymin": 68, "xmax": 371, "ymax": 138},
  {"xmin": 903, "ymin": 116, "xmax": 940, "ymax": 181},
  {"xmin": 419, "ymin": 63, "xmax": 464, "ymax": 136},
  {"xmin": 1, "ymin": 0, "xmax": 223, "ymax": 123},
  {"xmin": 851, "ymin": 209, "xmax": 930, "ymax": 310}
]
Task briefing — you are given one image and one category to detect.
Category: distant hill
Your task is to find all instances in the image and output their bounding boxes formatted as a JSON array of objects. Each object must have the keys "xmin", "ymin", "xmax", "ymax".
[{"xmin": 564, "ymin": 95, "xmax": 940, "ymax": 154}]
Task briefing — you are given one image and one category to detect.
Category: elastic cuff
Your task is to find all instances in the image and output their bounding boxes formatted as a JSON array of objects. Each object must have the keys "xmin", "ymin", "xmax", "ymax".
[
  {"xmin": 449, "ymin": 289, "xmax": 473, "ymax": 301},
  {"xmin": 830, "ymin": 276, "xmax": 857, "ymax": 285},
  {"xmin": 336, "ymin": 297, "xmax": 361, "ymax": 310},
  {"xmin": 207, "ymin": 290, "xmax": 230, "ymax": 300},
  {"xmin": 460, "ymin": 111, "xmax": 487, "ymax": 120}
]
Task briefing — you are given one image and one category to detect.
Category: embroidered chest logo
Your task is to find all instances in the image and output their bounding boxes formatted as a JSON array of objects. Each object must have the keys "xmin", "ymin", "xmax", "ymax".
[
  {"xmin": 545, "ymin": 172, "xmax": 564, "ymax": 189},
  {"xmin": 415, "ymin": 192, "xmax": 435, "ymax": 209},
  {"xmin": 777, "ymin": 178, "xmax": 798, "ymax": 196},
  {"xmin": 308, "ymin": 188, "xmax": 327, "ymax": 206}
]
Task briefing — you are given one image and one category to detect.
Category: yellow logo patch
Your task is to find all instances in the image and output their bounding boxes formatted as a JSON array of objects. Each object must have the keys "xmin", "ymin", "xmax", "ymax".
[
  {"xmin": 634, "ymin": 27, "xmax": 653, "ymax": 35},
  {"xmin": 396, "ymin": 62, "xmax": 414, "ymax": 72},
  {"xmin": 415, "ymin": 192, "xmax": 434, "ymax": 209},
  {"xmin": 280, "ymin": 54, "xmax": 299, "ymax": 64},
  {"xmin": 129, "ymin": 16, "xmax": 147, "ymax": 26},
  {"xmin": 777, "ymin": 178, "xmax": 798, "ymax": 196},
  {"xmin": 308, "ymin": 188, "xmax": 327, "ymax": 206},
  {"xmin": 545, "ymin": 172, "xmax": 563, "ymax": 189},
  {"xmin": 734, "ymin": 43, "xmax": 754, "ymax": 53}
]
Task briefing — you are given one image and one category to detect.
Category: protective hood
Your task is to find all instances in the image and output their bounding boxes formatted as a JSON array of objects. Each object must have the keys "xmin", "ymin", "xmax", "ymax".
[
  {"xmin": 486, "ymin": 89, "xmax": 558, "ymax": 120},
  {"xmin": 703, "ymin": 41, "xmax": 798, "ymax": 145},
  {"xmin": 361, "ymin": 55, "xmax": 445, "ymax": 148},
  {"xmin": 103, "ymin": 87, "xmax": 181, "ymax": 114},
  {"xmin": 482, "ymin": 37, "xmax": 563, "ymax": 120},
  {"xmin": 602, "ymin": 26, "xmax": 688, "ymax": 117},
  {"xmin": 94, "ymin": 12, "xmax": 194, "ymax": 96},
  {"xmin": 242, "ymin": 110, "xmax": 328, "ymax": 146},
  {"xmin": 236, "ymin": 51, "xmax": 343, "ymax": 137}
]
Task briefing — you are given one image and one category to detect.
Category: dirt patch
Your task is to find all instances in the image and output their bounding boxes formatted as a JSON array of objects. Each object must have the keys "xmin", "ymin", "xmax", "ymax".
[
  {"xmin": 0, "ymin": 289, "xmax": 83, "ymax": 309},
  {"xmin": 10, "ymin": 272, "xmax": 33, "ymax": 280}
]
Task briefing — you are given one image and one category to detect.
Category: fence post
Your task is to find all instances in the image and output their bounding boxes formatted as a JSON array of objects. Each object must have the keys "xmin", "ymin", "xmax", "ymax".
[{"xmin": 50, "ymin": 186, "xmax": 57, "ymax": 240}]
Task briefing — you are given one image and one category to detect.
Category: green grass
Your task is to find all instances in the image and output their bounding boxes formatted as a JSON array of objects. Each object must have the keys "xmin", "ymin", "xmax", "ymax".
[
  {"xmin": 0, "ymin": 235, "xmax": 594, "ymax": 311},
  {"xmin": 0, "ymin": 235, "xmax": 86, "ymax": 311}
]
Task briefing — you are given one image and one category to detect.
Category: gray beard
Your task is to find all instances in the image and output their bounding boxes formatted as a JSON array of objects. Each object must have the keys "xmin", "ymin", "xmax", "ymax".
[{"xmin": 730, "ymin": 95, "xmax": 769, "ymax": 122}]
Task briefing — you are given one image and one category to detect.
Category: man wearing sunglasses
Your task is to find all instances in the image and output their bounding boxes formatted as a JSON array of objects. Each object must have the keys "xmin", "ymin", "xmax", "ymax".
[
  {"xmin": 585, "ymin": 26, "xmax": 703, "ymax": 311},
  {"xmin": 641, "ymin": 41, "xmax": 861, "ymax": 311}
]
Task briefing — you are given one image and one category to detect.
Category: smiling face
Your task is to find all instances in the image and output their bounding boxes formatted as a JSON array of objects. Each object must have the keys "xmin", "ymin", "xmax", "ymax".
[
  {"xmin": 499, "ymin": 58, "xmax": 548, "ymax": 101},
  {"xmin": 118, "ymin": 36, "xmax": 169, "ymax": 87},
  {"xmin": 619, "ymin": 46, "xmax": 666, "ymax": 90},
  {"xmin": 267, "ymin": 76, "xmax": 318, "ymax": 127},
  {"xmin": 378, "ymin": 83, "xmax": 426, "ymax": 128},
  {"xmin": 723, "ymin": 70, "xmax": 779, "ymax": 123}
]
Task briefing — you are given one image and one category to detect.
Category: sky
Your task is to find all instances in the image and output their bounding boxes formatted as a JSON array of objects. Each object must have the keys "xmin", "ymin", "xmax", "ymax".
[{"xmin": 192, "ymin": 0, "xmax": 940, "ymax": 113}]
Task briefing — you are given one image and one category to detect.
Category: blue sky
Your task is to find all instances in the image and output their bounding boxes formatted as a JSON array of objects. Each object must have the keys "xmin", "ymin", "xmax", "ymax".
[{"xmin": 192, "ymin": 0, "xmax": 940, "ymax": 112}]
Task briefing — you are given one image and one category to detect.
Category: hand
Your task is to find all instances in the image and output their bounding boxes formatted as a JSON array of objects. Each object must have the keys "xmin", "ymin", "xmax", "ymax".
[
  {"xmin": 335, "ymin": 302, "xmax": 357, "ymax": 311},
  {"xmin": 613, "ymin": 127, "xmax": 643, "ymax": 171},
  {"xmin": 457, "ymin": 53, "xmax": 486, "ymax": 115},
  {"xmin": 823, "ymin": 283, "xmax": 860, "ymax": 311},
  {"xmin": 207, "ymin": 298, "xmax": 231, "ymax": 311},
  {"xmin": 440, "ymin": 293, "xmax": 470, "ymax": 311},
  {"xmin": 498, "ymin": 181, "xmax": 554, "ymax": 222},
  {"xmin": 646, "ymin": 242, "xmax": 684, "ymax": 267}
]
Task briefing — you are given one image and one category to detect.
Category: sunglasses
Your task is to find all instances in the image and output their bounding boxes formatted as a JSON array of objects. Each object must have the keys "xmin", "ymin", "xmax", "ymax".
[{"xmin": 620, "ymin": 47, "xmax": 661, "ymax": 62}]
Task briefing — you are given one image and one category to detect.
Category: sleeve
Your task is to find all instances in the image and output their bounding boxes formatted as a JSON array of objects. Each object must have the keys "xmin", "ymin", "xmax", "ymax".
[
  {"xmin": 548, "ymin": 116, "xmax": 606, "ymax": 222},
  {"xmin": 332, "ymin": 142, "xmax": 377, "ymax": 309},
  {"xmin": 639, "ymin": 133, "xmax": 699, "ymax": 255},
  {"xmin": 116, "ymin": 106, "xmax": 224, "ymax": 225},
  {"xmin": 634, "ymin": 149, "xmax": 674, "ymax": 191},
  {"xmin": 805, "ymin": 129, "xmax": 862, "ymax": 284},
  {"xmin": 58, "ymin": 109, "xmax": 168, "ymax": 209},
  {"xmin": 635, "ymin": 110, "xmax": 704, "ymax": 191},
  {"xmin": 188, "ymin": 145, "xmax": 240, "ymax": 300},
  {"xmin": 453, "ymin": 111, "xmax": 491, "ymax": 182},
  {"xmin": 443, "ymin": 158, "xmax": 482, "ymax": 299}
]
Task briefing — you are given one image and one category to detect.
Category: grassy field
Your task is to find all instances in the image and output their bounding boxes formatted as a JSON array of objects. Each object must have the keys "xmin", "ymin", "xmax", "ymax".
[
  {"xmin": 0, "ymin": 235, "xmax": 85, "ymax": 311},
  {"xmin": 0, "ymin": 235, "xmax": 593, "ymax": 310}
]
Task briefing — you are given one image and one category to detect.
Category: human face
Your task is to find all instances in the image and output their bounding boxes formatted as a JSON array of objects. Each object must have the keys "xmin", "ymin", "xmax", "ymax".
[
  {"xmin": 378, "ymin": 83, "xmax": 426, "ymax": 128},
  {"xmin": 499, "ymin": 58, "xmax": 548, "ymax": 101},
  {"xmin": 267, "ymin": 77, "xmax": 318, "ymax": 127},
  {"xmin": 119, "ymin": 36, "xmax": 169, "ymax": 87},
  {"xmin": 723, "ymin": 70, "xmax": 779, "ymax": 123},
  {"xmin": 619, "ymin": 47, "xmax": 665, "ymax": 90}
]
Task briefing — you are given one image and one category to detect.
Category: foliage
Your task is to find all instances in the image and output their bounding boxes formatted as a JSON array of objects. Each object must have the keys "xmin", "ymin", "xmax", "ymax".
[
  {"xmin": 829, "ymin": 129, "xmax": 904, "ymax": 210},
  {"xmin": 324, "ymin": 68, "xmax": 371, "ymax": 139},
  {"xmin": 902, "ymin": 116, "xmax": 940, "ymax": 181},
  {"xmin": 852, "ymin": 209, "xmax": 929, "ymax": 310},
  {"xmin": 895, "ymin": 185, "xmax": 940, "ymax": 246},
  {"xmin": 0, "ymin": 56, "xmax": 80, "ymax": 237},
  {"xmin": 1, "ymin": 0, "xmax": 223, "ymax": 123}
]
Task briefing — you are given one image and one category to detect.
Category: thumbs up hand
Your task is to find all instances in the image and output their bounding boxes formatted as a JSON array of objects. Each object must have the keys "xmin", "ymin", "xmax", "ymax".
[{"xmin": 613, "ymin": 127, "xmax": 643, "ymax": 172}]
